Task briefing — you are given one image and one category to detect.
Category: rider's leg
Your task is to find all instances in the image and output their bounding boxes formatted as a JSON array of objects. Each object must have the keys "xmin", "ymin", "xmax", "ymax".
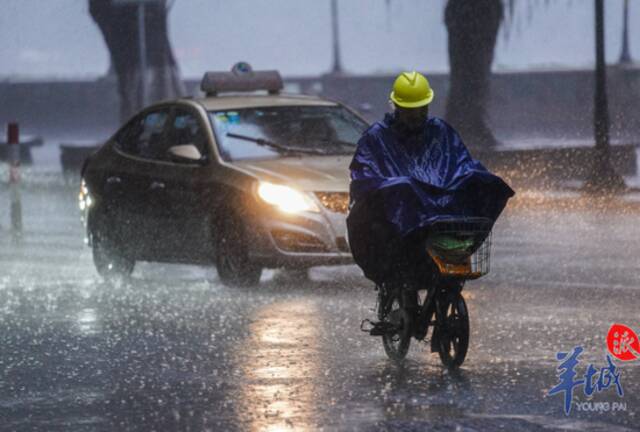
[
  {"xmin": 399, "ymin": 229, "xmax": 435, "ymax": 338},
  {"xmin": 400, "ymin": 288, "xmax": 418, "ymax": 315},
  {"xmin": 373, "ymin": 229, "xmax": 423, "ymax": 326}
]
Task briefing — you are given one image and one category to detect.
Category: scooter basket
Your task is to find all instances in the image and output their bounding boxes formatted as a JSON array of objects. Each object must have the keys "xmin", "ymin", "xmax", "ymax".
[{"xmin": 425, "ymin": 217, "xmax": 492, "ymax": 279}]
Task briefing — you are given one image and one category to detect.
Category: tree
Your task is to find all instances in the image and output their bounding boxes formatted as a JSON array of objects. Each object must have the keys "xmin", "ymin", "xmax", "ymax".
[
  {"xmin": 444, "ymin": 0, "xmax": 504, "ymax": 150},
  {"xmin": 583, "ymin": 0, "xmax": 625, "ymax": 193},
  {"xmin": 89, "ymin": 0, "xmax": 185, "ymax": 122}
]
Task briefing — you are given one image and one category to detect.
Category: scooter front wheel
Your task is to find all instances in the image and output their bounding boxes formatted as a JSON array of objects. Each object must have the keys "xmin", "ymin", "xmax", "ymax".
[{"xmin": 436, "ymin": 292, "xmax": 469, "ymax": 369}]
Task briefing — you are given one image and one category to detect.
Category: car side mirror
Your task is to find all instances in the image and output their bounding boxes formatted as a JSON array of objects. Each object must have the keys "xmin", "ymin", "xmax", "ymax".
[{"xmin": 167, "ymin": 144, "xmax": 206, "ymax": 164}]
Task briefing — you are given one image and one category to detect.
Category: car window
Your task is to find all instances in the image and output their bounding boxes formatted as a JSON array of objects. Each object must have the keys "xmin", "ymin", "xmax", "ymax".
[
  {"xmin": 328, "ymin": 111, "xmax": 364, "ymax": 144},
  {"xmin": 115, "ymin": 110, "xmax": 170, "ymax": 159},
  {"xmin": 208, "ymin": 105, "xmax": 368, "ymax": 161},
  {"xmin": 162, "ymin": 109, "xmax": 208, "ymax": 161},
  {"xmin": 115, "ymin": 115, "xmax": 144, "ymax": 155}
]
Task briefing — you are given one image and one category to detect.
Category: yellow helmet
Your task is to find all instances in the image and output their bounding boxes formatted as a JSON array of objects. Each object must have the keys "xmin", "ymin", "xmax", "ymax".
[{"xmin": 389, "ymin": 71, "xmax": 434, "ymax": 108}]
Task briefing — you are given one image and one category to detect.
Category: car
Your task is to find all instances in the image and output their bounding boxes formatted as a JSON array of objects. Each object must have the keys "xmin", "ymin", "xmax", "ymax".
[{"xmin": 79, "ymin": 64, "xmax": 369, "ymax": 286}]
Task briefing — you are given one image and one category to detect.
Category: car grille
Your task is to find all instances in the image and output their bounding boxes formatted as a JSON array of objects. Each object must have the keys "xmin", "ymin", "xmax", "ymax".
[
  {"xmin": 314, "ymin": 191, "xmax": 349, "ymax": 214},
  {"xmin": 271, "ymin": 229, "xmax": 329, "ymax": 253}
]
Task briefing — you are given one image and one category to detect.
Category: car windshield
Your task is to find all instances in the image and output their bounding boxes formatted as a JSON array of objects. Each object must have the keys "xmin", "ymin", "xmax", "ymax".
[{"xmin": 209, "ymin": 105, "xmax": 368, "ymax": 161}]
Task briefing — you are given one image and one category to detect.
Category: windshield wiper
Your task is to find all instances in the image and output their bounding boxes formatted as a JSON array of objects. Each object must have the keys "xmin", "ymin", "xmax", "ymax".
[
  {"xmin": 323, "ymin": 139, "xmax": 357, "ymax": 153},
  {"xmin": 226, "ymin": 132, "xmax": 329, "ymax": 156}
]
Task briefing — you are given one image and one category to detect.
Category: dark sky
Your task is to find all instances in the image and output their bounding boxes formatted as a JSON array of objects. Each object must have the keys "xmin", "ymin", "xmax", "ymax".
[{"xmin": 0, "ymin": 0, "xmax": 636, "ymax": 80}]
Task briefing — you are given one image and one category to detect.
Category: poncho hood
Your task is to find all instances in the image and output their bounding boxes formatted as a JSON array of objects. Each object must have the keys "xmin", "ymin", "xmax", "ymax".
[{"xmin": 347, "ymin": 114, "xmax": 515, "ymax": 238}]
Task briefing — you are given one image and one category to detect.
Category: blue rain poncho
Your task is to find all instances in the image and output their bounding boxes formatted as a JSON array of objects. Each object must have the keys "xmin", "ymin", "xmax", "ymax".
[{"xmin": 347, "ymin": 114, "xmax": 515, "ymax": 283}]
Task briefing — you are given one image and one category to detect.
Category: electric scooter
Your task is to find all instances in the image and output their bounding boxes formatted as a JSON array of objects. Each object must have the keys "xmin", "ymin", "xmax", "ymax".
[{"xmin": 361, "ymin": 217, "xmax": 493, "ymax": 368}]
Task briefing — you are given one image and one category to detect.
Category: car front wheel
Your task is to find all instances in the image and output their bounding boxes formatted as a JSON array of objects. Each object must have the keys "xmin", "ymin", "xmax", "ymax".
[{"xmin": 215, "ymin": 213, "xmax": 262, "ymax": 287}]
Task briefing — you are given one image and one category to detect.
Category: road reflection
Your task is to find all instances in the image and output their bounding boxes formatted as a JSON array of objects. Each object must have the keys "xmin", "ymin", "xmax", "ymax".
[
  {"xmin": 76, "ymin": 307, "xmax": 100, "ymax": 335},
  {"xmin": 234, "ymin": 299, "xmax": 323, "ymax": 431}
]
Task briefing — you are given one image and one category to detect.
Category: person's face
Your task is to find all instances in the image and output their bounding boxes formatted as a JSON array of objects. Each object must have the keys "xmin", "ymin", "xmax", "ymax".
[{"xmin": 395, "ymin": 104, "xmax": 429, "ymax": 133}]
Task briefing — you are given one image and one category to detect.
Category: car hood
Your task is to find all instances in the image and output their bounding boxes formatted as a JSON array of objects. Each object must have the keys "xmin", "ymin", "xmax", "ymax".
[{"xmin": 231, "ymin": 155, "xmax": 351, "ymax": 192}]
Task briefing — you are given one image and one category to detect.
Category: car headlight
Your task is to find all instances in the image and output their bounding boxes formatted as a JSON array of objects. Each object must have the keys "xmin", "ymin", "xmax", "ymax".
[
  {"xmin": 79, "ymin": 178, "xmax": 93, "ymax": 211},
  {"xmin": 257, "ymin": 181, "xmax": 320, "ymax": 213}
]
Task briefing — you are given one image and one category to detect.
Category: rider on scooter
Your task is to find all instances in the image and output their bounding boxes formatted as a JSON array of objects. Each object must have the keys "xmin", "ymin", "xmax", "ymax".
[{"xmin": 347, "ymin": 71, "xmax": 514, "ymax": 335}]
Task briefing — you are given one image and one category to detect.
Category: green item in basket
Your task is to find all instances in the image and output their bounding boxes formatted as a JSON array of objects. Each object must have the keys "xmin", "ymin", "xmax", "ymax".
[{"xmin": 430, "ymin": 234, "xmax": 474, "ymax": 251}]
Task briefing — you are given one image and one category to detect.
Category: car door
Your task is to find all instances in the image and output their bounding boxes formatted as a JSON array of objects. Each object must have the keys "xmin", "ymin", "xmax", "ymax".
[
  {"xmin": 108, "ymin": 108, "xmax": 172, "ymax": 258},
  {"xmin": 143, "ymin": 106, "xmax": 214, "ymax": 262}
]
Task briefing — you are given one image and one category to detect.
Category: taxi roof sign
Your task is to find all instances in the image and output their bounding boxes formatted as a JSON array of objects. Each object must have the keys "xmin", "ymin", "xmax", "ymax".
[{"xmin": 201, "ymin": 63, "xmax": 283, "ymax": 96}]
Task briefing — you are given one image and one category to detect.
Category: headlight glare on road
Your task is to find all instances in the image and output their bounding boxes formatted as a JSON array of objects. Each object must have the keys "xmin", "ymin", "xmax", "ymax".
[{"xmin": 257, "ymin": 181, "xmax": 319, "ymax": 213}]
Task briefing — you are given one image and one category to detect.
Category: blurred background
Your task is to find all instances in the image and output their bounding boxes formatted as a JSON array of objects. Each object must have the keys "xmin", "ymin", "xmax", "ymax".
[
  {"xmin": 3, "ymin": 4, "xmax": 640, "ymax": 430},
  {"xmin": 1, "ymin": 0, "xmax": 637, "ymax": 77},
  {"xmin": 0, "ymin": 0, "xmax": 638, "ymax": 165}
]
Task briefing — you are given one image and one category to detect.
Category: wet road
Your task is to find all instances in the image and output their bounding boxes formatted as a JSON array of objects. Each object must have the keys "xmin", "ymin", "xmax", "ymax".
[{"xmin": 1, "ymin": 182, "xmax": 640, "ymax": 431}]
